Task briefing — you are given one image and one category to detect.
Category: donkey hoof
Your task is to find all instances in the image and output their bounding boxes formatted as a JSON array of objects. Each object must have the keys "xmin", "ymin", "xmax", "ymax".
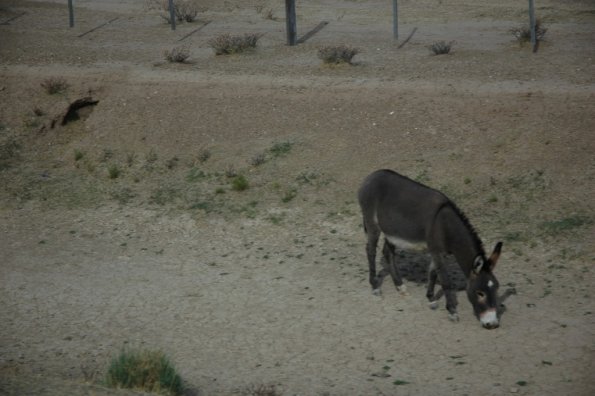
[
  {"xmin": 372, "ymin": 288, "xmax": 382, "ymax": 296},
  {"xmin": 448, "ymin": 313, "xmax": 460, "ymax": 322},
  {"xmin": 428, "ymin": 301, "xmax": 439, "ymax": 310},
  {"xmin": 397, "ymin": 284, "xmax": 409, "ymax": 295}
]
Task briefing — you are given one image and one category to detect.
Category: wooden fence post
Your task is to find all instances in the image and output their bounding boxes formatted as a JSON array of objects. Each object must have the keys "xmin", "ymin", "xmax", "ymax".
[
  {"xmin": 169, "ymin": 0, "xmax": 176, "ymax": 31},
  {"xmin": 529, "ymin": 0, "xmax": 536, "ymax": 50},
  {"xmin": 68, "ymin": 0, "xmax": 74, "ymax": 27},
  {"xmin": 285, "ymin": 0, "xmax": 297, "ymax": 46},
  {"xmin": 393, "ymin": 0, "xmax": 398, "ymax": 40}
]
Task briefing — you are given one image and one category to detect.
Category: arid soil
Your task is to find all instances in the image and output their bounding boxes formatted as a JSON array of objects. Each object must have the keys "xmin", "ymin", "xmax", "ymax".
[{"xmin": 1, "ymin": 1, "xmax": 594, "ymax": 395}]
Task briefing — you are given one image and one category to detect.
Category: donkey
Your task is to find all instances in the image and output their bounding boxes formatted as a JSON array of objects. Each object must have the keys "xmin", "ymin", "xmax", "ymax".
[{"xmin": 358, "ymin": 169, "xmax": 503, "ymax": 329}]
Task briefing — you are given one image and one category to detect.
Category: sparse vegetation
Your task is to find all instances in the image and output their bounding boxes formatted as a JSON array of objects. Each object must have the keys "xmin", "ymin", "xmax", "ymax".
[
  {"xmin": 166, "ymin": 156, "xmax": 179, "ymax": 169},
  {"xmin": 245, "ymin": 383, "xmax": 282, "ymax": 396},
  {"xmin": 281, "ymin": 188, "xmax": 297, "ymax": 203},
  {"xmin": 150, "ymin": 186, "xmax": 180, "ymax": 205},
  {"xmin": 429, "ymin": 41, "xmax": 453, "ymax": 55},
  {"xmin": 41, "ymin": 77, "xmax": 69, "ymax": 94},
  {"xmin": 164, "ymin": 46, "xmax": 190, "ymax": 63},
  {"xmin": 208, "ymin": 33, "xmax": 263, "ymax": 55},
  {"xmin": 148, "ymin": 0, "xmax": 201, "ymax": 23},
  {"xmin": 510, "ymin": 19, "xmax": 547, "ymax": 43},
  {"xmin": 105, "ymin": 348, "xmax": 183, "ymax": 395},
  {"xmin": 186, "ymin": 167, "xmax": 207, "ymax": 182},
  {"xmin": 225, "ymin": 165, "xmax": 238, "ymax": 178},
  {"xmin": 198, "ymin": 149, "xmax": 211, "ymax": 163},
  {"xmin": 251, "ymin": 153, "xmax": 267, "ymax": 166},
  {"xmin": 318, "ymin": 45, "xmax": 359, "ymax": 64},
  {"xmin": 0, "ymin": 138, "xmax": 20, "ymax": 170},
  {"xmin": 269, "ymin": 141, "xmax": 293, "ymax": 157},
  {"xmin": 74, "ymin": 150, "xmax": 84, "ymax": 161},
  {"xmin": 108, "ymin": 164, "xmax": 121, "ymax": 179},
  {"xmin": 231, "ymin": 175, "xmax": 249, "ymax": 191},
  {"xmin": 111, "ymin": 187, "xmax": 136, "ymax": 204},
  {"xmin": 541, "ymin": 215, "xmax": 592, "ymax": 236}
]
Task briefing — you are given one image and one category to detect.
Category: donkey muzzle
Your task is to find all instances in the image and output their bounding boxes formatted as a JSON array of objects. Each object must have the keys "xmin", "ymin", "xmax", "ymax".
[{"xmin": 479, "ymin": 308, "xmax": 499, "ymax": 329}]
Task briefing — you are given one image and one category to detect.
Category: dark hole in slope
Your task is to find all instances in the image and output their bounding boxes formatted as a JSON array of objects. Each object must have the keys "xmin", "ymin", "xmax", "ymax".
[{"xmin": 61, "ymin": 97, "xmax": 99, "ymax": 126}]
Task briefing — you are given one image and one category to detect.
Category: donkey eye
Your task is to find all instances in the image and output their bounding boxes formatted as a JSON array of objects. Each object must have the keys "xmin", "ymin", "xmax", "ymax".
[{"xmin": 476, "ymin": 291, "xmax": 486, "ymax": 298}]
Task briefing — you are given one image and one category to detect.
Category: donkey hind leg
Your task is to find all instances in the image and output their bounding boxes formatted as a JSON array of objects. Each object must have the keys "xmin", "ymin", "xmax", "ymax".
[
  {"xmin": 365, "ymin": 226, "xmax": 382, "ymax": 295},
  {"xmin": 382, "ymin": 240, "xmax": 407, "ymax": 294},
  {"xmin": 426, "ymin": 259, "xmax": 440, "ymax": 310},
  {"xmin": 432, "ymin": 254, "xmax": 459, "ymax": 322}
]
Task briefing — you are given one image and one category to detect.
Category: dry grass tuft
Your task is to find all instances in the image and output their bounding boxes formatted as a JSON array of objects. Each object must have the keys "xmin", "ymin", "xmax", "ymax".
[
  {"xmin": 41, "ymin": 77, "xmax": 69, "ymax": 94},
  {"xmin": 164, "ymin": 46, "xmax": 190, "ymax": 63},
  {"xmin": 208, "ymin": 33, "xmax": 263, "ymax": 55},
  {"xmin": 510, "ymin": 19, "xmax": 547, "ymax": 43},
  {"xmin": 317, "ymin": 45, "xmax": 359, "ymax": 65}
]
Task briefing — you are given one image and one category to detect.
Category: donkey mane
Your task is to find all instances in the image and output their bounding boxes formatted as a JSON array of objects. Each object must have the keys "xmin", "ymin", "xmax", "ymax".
[{"xmin": 441, "ymin": 200, "xmax": 486, "ymax": 258}]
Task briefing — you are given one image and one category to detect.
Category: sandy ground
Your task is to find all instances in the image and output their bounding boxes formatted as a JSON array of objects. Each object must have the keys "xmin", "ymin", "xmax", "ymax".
[{"xmin": 1, "ymin": 0, "xmax": 594, "ymax": 395}]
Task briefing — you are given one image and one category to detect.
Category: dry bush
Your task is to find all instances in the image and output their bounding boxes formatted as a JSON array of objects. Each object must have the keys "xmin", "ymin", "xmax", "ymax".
[
  {"xmin": 208, "ymin": 33, "xmax": 263, "ymax": 55},
  {"xmin": 164, "ymin": 46, "xmax": 190, "ymax": 63},
  {"xmin": 41, "ymin": 77, "xmax": 69, "ymax": 94},
  {"xmin": 510, "ymin": 19, "xmax": 547, "ymax": 43},
  {"xmin": 429, "ymin": 40, "xmax": 454, "ymax": 55},
  {"xmin": 148, "ymin": 0, "xmax": 202, "ymax": 23},
  {"xmin": 317, "ymin": 45, "xmax": 359, "ymax": 65},
  {"xmin": 245, "ymin": 384, "xmax": 282, "ymax": 396}
]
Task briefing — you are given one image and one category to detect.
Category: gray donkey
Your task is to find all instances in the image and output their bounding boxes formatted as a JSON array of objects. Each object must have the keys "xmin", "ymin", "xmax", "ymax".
[{"xmin": 358, "ymin": 169, "xmax": 503, "ymax": 329}]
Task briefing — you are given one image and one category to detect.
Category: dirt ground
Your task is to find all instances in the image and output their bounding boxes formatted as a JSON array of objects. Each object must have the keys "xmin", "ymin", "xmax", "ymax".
[{"xmin": 1, "ymin": 0, "xmax": 594, "ymax": 395}]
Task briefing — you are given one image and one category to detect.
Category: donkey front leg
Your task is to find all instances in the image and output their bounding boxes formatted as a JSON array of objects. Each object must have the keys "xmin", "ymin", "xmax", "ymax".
[{"xmin": 432, "ymin": 254, "xmax": 459, "ymax": 322}]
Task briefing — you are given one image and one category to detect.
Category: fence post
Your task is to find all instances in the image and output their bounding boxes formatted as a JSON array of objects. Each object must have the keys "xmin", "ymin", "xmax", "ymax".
[
  {"xmin": 285, "ymin": 0, "xmax": 297, "ymax": 46},
  {"xmin": 68, "ymin": 0, "xmax": 74, "ymax": 27},
  {"xmin": 393, "ymin": 0, "xmax": 398, "ymax": 40},
  {"xmin": 169, "ymin": 0, "xmax": 176, "ymax": 31},
  {"xmin": 528, "ymin": 0, "xmax": 536, "ymax": 49}
]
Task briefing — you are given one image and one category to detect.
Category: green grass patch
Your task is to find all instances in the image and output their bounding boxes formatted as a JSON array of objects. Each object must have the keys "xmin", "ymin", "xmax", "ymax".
[
  {"xmin": 186, "ymin": 167, "xmax": 208, "ymax": 182},
  {"xmin": 541, "ymin": 215, "xmax": 592, "ymax": 235},
  {"xmin": 393, "ymin": 379, "xmax": 410, "ymax": 385},
  {"xmin": 281, "ymin": 188, "xmax": 297, "ymax": 203},
  {"xmin": 108, "ymin": 164, "xmax": 121, "ymax": 179},
  {"xmin": 105, "ymin": 348, "xmax": 183, "ymax": 395},
  {"xmin": 269, "ymin": 141, "xmax": 293, "ymax": 157},
  {"xmin": 231, "ymin": 175, "xmax": 249, "ymax": 191}
]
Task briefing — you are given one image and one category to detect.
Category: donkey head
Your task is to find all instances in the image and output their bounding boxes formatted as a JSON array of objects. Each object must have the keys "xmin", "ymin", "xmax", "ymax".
[{"xmin": 467, "ymin": 242, "xmax": 503, "ymax": 329}]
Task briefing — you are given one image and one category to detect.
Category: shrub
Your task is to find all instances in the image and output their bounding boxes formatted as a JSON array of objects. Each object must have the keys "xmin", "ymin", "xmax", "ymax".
[
  {"xmin": 74, "ymin": 149, "xmax": 84, "ymax": 161},
  {"xmin": 105, "ymin": 349, "xmax": 183, "ymax": 395},
  {"xmin": 429, "ymin": 41, "xmax": 453, "ymax": 55},
  {"xmin": 149, "ymin": 0, "xmax": 201, "ymax": 23},
  {"xmin": 41, "ymin": 77, "xmax": 68, "ymax": 94},
  {"xmin": 269, "ymin": 141, "xmax": 293, "ymax": 157},
  {"xmin": 198, "ymin": 149, "xmax": 211, "ymax": 163},
  {"xmin": 231, "ymin": 175, "xmax": 249, "ymax": 191},
  {"xmin": 251, "ymin": 153, "xmax": 266, "ymax": 166},
  {"xmin": 108, "ymin": 164, "xmax": 121, "ymax": 179},
  {"xmin": 246, "ymin": 384, "xmax": 282, "ymax": 396},
  {"xmin": 208, "ymin": 33, "xmax": 263, "ymax": 55},
  {"xmin": 318, "ymin": 45, "xmax": 359, "ymax": 64},
  {"xmin": 164, "ymin": 46, "xmax": 190, "ymax": 63},
  {"xmin": 510, "ymin": 19, "xmax": 547, "ymax": 43}
]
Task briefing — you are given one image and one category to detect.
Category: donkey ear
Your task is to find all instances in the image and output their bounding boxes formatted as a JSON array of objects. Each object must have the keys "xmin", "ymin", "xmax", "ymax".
[
  {"xmin": 473, "ymin": 256, "xmax": 485, "ymax": 274},
  {"xmin": 488, "ymin": 242, "xmax": 503, "ymax": 270}
]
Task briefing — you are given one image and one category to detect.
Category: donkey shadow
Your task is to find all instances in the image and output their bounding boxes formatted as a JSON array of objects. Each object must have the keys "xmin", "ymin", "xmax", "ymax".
[{"xmin": 387, "ymin": 250, "xmax": 516, "ymax": 315}]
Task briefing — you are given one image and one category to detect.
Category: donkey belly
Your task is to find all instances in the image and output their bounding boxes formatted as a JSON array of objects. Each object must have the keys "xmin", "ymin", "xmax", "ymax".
[{"xmin": 385, "ymin": 235, "xmax": 428, "ymax": 252}]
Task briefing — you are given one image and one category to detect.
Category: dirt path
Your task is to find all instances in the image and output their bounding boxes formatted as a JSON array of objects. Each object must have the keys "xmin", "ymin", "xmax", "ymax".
[{"xmin": 1, "ymin": 1, "xmax": 594, "ymax": 395}]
